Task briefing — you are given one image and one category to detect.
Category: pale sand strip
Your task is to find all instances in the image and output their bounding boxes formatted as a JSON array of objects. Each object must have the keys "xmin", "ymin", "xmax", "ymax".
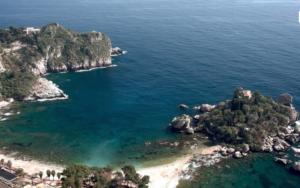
[
  {"xmin": 138, "ymin": 145, "xmax": 221, "ymax": 188},
  {"xmin": 0, "ymin": 152, "xmax": 64, "ymax": 176}
]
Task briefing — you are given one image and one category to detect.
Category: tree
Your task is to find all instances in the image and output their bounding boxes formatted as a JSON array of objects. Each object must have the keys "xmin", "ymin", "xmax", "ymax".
[
  {"xmin": 121, "ymin": 165, "xmax": 140, "ymax": 184},
  {"xmin": 139, "ymin": 175, "xmax": 150, "ymax": 188},
  {"xmin": 39, "ymin": 171, "xmax": 43, "ymax": 180},
  {"xmin": 57, "ymin": 172, "xmax": 61, "ymax": 180},
  {"xmin": 46, "ymin": 169, "xmax": 51, "ymax": 179},
  {"xmin": 51, "ymin": 170, "xmax": 56, "ymax": 180},
  {"xmin": 7, "ymin": 160, "xmax": 12, "ymax": 169}
]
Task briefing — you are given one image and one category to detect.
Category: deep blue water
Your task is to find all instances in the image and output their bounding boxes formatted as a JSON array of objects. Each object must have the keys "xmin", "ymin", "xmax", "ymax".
[{"xmin": 0, "ymin": 0, "xmax": 300, "ymax": 180}]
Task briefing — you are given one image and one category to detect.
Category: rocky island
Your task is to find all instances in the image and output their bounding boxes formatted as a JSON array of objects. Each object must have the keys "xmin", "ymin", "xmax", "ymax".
[
  {"xmin": 169, "ymin": 88, "xmax": 300, "ymax": 185},
  {"xmin": 0, "ymin": 23, "xmax": 122, "ymax": 119}
]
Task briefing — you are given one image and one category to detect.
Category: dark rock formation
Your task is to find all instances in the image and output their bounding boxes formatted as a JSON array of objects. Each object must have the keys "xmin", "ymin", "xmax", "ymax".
[
  {"xmin": 291, "ymin": 162, "xmax": 300, "ymax": 173},
  {"xmin": 278, "ymin": 93, "xmax": 293, "ymax": 107},
  {"xmin": 179, "ymin": 104, "xmax": 189, "ymax": 110},
  {"xmin": 199, "ymin": 104, "xmax": 215, "ymax": 113},
  {"xmin": 169, "ymin": 114, "xmax": 192, "ymax": 133},
  {"xmin": 274, "ymin": 157, "xmax": 290, "ymax": 165}
]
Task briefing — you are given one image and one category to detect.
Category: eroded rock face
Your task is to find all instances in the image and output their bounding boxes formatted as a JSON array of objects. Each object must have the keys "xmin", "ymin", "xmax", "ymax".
[
  {"xmin": 227, "ymin": 148, "xmax": 235, "ymax": 154},
  {"xmin": 0, "ymin": 57, "xmax": 5, "ymax": 73},
  {"xmin": 278, "ymin": 93, "xmax": 293, "ymax": 106},
  {"xmin": 200, "ymin": 104, "xmax": 216, "ymax": 113},
  {"xmin": 294, "ymin": 121, "xmax": 300, "ymax": 134},
  {"xmin": 31, "ymin": 58, "xmax": 47, "ymax": 75},
  {"xmin": 273, "ymin": 137, "xmax": 290, "ymax": 152},
  {"xmin": 291, "ymin": 147, "xmax": 300, "ymax": 154},
  {"xmin": 234, "ymin": 151, "xmax": 243, "ymax": 158},
  {"xmin": 242, "ymin": 144, "xmax": 250, "ymax": 153},
  {"xmin": 170, "ymin": 114, "xmax": 192, "ymax": 132},
  {"xmin": 289, "ymin": 107, "xmax": 299, "ymax": 123},
  {"xmin": 186, "ymin": 127, "xmax": 194, "ymax": 134},
  {"xmin": 25, "ymin": 78, "xmax": 68, "ymax": 101},
  {"xmin": 274, "ymin": 157, "xmax": 289, "ymax": 165},
  {"xmin": 285, "ymin": 134, "xmax": 300, "ymax": 144},
  {"xmin": 0, "ymin": 99, "xmax": 13, "ymax": 109}
]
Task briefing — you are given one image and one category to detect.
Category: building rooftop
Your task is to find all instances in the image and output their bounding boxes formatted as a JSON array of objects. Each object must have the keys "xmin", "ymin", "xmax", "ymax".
[{"xmin": 0, "ymin": 168, "xmax": 17, "ymax": 182}]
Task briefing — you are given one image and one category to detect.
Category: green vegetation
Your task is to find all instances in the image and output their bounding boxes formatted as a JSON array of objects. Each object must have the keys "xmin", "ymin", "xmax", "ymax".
[
  {"xmin": 0, "ymin": 71, "xmax": 36, "ymax": 100},
  {"xmin": 61, "ymin": 164, "xmax": 149, "ymax": 188},
  {"xmin": 0, "ymin": 23, "xmax": 112, "ymax": 100},
  {"xmin": 0, "ymin": 27, "xmax": 29, "ymax": 45},
  {"xmin": 172, "ymin": 88, "xmax": 297, "ymax": 150},
  {"xmin": 202, "ymin": 89, "xmax": 293, "ymax": 149},
  {"xmin": 36, "ymin": 23, "xmax": 111, "ymax": 72}
]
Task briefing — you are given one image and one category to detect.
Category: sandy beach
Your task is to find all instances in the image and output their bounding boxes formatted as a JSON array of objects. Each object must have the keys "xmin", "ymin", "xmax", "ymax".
[
  {"xmin": 138, "ymin": 145, "xmax": 221, "ymax": 188},
  {"xmin": 0, "ymin": 145, "xmax": 220, "ymax": 187},
  {"xmin": 0, "ymin": 151, "xmax": 64, "ymax": 177}
]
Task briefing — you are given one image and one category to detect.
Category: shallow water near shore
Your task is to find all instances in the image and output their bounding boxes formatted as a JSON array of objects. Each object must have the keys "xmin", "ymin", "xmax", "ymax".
[
  {"xmin": 1, "ymin": 0, "xmax": 300, "ymax": 186},
  {"xmin": 183, "ymin": 154, "xmax": 300, "ymax": 188}
]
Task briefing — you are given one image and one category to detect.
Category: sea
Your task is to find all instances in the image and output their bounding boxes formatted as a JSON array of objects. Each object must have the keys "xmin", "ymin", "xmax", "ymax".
[{"xmin": 0, "ymin": 0, "xmax": 300, "ymax": 187}]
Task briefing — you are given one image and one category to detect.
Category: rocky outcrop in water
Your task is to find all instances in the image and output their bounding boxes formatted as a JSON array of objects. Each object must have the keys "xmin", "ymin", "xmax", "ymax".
[
  {"xmin": 170, "ymin": 114, "xmax": 193, "ymax": 133},
  {"xmin": 170, "ymin": 88, "xmax": 299, "ymax": 152},
  {"xmin": 111, "ymin": 47, "xmax": 126, "ymax": 56},
  {"xmin": 0, "ymin": 98, "xmax": 14, "ymax": 121},
  {"xmin": 292, "ymin": 161, "xmax": 300, "ymax": 173},
  {"xmin": 24, "ymin": 78, "xmax": 68, "ymax": 101},
  {"xmin": 170, "ymin": 88, "xmax": 300, "ymax": 178}
]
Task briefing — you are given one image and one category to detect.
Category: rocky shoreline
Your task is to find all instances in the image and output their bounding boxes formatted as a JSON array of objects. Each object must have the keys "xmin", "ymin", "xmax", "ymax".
[
  {"xmin": 0, "ymin": 98, "xmax": 15, "ymax": 121},
  {"xmin": 24, "ymin": 77, "xmax": 68, "ymax": 102},
  {"xmin": 168, "ymin": 89, "xmax": 300, "ymax": 182}
]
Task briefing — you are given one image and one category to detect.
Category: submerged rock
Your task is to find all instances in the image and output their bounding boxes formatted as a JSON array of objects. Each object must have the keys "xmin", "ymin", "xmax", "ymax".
[
  {"xmin": 179, "ymin": 104, "xmax": 189, "ymax": 110},
  {"xmin": 274, "ymin": 157, "xmax": 289, "ymax": 165},
  {"xmin": 291, "ymin": 162, "xmax": 300, "ymax": 173},
  {"xmin": 291, "ymin": 147, "xmax": 300, "ymax": 154}
]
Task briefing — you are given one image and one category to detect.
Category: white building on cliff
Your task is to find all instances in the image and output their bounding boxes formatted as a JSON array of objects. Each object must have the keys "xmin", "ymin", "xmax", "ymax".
[{"xmin": 24, "ymin": 27, "xmax": 40, "ymax": 35}]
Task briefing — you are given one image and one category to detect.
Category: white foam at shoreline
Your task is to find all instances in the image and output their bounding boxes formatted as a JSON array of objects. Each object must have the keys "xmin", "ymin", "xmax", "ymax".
[
  {"xmin": 36, "ymin": 96, "xmax": 69, "ymax": 102},
  {"xmin": 76, "ymin": 64, "xmax": 117, "ymax": 72}
]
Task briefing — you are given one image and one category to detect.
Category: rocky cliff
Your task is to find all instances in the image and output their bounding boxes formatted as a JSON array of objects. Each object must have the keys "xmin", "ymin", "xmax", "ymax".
[{"xmin": 0, "ymin": 23, "xmax": 113, "ymax": 101}]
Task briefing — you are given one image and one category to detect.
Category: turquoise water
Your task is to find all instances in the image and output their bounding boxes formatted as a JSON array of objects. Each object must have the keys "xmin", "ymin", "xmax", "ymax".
[
  {"xmin": 1, "ymin": 0, "xmax": 300, "ymax": 185},
  {"xmin": 185, "ymin": 154, "xmax": 300, "ymax": 188}
]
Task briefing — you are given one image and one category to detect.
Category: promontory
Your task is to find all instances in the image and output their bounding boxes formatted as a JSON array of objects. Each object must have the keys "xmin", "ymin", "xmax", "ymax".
[{"xmin": 0, "ymin": 23, "xmax": 115, "ymax": 104}]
